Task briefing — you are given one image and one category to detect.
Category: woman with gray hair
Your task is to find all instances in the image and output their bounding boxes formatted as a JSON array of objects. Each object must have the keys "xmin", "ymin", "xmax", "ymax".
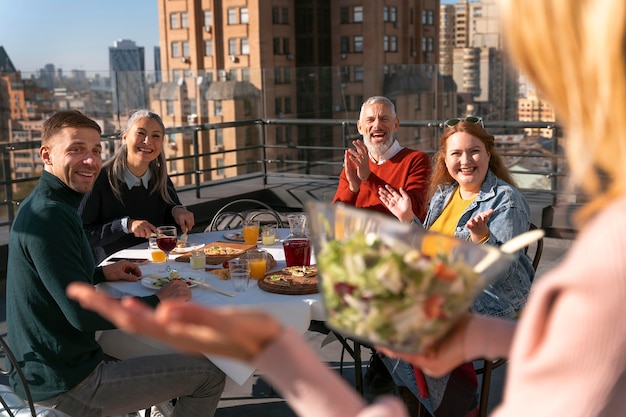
[{"xmin": 80, "ymin": 109, "xmax": 194, "ymax": 263}]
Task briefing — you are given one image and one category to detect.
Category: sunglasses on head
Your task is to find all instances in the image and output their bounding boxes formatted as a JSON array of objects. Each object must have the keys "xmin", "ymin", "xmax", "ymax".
[{"xmin": 442, "ymin": 116, "xmax": 484, "ymax": 129}]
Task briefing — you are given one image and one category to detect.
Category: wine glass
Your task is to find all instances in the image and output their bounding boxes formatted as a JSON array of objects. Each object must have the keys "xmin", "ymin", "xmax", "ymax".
[{"xmin": 156, "ymin": 226, "xmax": 178, "ymax": 272}]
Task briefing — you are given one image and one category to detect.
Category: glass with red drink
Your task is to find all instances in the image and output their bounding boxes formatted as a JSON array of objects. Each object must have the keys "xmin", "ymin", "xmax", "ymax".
[
  {"xmin": 282, "ymin": 238, "xmax": 311, "ymax": 267},
  {"xmin": 156, "ymin": 226, "xmax": 178, "ymax": 271}
]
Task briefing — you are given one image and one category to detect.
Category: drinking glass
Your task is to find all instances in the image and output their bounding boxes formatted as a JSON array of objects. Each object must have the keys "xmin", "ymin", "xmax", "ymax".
[
  {"xmin": 287, "ymin": 213, "xmax": 307, "ymax": 238},
  {"xmin": 228, "ymin": 258, "xmax": 251, "ymax": 292},
  {"xmin": 246, "ymin": 249, "xmax": 267, "ymax": 279},
  {"xmin": 242, "ymin": 220, "xmax": 260, "ymax": 245},
  {"xmin": 156, "ymin": 226, "xmax": 178, "ymax": 272},
  {"xmin": 261, "ymin": 225, "xmax": 276, "ymax": 246},
  {"xmin": 148, "ymin": 237, "xmax": 166, "ymax": 263},
  {"xmin": 282, "ymin": 238, "xmax": 311, "ymax": 267}
]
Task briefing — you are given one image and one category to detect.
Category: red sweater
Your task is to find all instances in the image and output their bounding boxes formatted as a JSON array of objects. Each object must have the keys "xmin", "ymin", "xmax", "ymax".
[{"xmin": 332, "ymin": 147, "xmax": 431, "ymax": 221}]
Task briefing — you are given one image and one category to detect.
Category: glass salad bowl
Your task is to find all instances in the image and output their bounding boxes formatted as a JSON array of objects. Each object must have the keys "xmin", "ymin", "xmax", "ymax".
[{"xmin": 305, "ymin": 201, "xmax": 514, "ymax": 353}]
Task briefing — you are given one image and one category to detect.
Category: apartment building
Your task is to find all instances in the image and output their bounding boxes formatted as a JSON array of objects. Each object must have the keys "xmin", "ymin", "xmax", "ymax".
[
  {"xmin": 153, "ymin": 0, "xmax": 454, "ymax": 185},
  {"xmin": 438, "ymin": 0, "xmax": 518, "ymax": 121}
]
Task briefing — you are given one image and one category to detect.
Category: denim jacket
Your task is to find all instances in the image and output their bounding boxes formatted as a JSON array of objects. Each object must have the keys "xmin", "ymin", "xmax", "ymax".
[{"xmin": 424, "ymin": 170, "xmax": 534, "ymax": 318}]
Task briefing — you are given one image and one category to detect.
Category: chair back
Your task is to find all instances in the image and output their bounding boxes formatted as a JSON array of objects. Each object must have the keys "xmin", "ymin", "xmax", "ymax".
[
  {"xmin": 525, "ymin": 223, "xmax": 544, "ymax": 273},
  {"xmin": 206, "ymin": 199, "xmax": 284, "ymax": 231},
  {"xmin": 0, "ymin": 334, "xmax": 71, "ymax": 417}
]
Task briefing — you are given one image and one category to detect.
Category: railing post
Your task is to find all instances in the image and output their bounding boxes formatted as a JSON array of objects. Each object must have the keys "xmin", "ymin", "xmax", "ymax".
[
  {"xmin": 193, "ymin": 128, "xmax": 201, "ymax": 199},
  {"xmin": 1, "ymin": 146, "xmax": 15, "ymax": 226},
  {"xmin": 259, "ymin": 119, "xmax": 268, "ymax": 185}
]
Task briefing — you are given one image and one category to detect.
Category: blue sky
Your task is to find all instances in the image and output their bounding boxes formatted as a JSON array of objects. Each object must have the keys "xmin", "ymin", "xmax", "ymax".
[
  {"xmin": 0, "ymin": 0, "xmax": 467, "ymax": 75},
  {"xmin": 0, "ymin": 0, "xmax": 159, "ymax": 74}
]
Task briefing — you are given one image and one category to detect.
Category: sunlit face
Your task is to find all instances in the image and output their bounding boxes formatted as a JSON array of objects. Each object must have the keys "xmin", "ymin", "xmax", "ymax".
[
  {"xmin": 40, "ymin": 127, "xmax": 102, "ymax": 193},
  {"xmin": 357, "ymin": 102, "xmax": 399, "ymax": 159},
  {"xmin": 444, "ymin": 132, "xmax": 490, "ymax": 194},
  {"xmin": 123, "ymin": 117, "xmax": 164, "ymax": 168}
]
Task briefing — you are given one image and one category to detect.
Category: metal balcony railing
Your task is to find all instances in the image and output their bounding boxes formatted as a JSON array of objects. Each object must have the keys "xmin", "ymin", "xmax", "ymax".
[{"xmin": 0, "ymin": 118, "xmax": 569, "ymax": 229}]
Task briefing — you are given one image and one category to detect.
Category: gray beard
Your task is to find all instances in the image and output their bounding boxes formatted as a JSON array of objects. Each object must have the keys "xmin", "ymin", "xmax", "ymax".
[{"xmin": 364, "ymin": 135, "xmax": 394, "ymax": 160}]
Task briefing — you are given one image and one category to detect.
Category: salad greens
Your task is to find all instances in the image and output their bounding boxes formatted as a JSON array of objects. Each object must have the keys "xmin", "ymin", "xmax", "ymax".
[{"xmin": 317, "ymin": 231, "xmax": 483, "ymax": 352}]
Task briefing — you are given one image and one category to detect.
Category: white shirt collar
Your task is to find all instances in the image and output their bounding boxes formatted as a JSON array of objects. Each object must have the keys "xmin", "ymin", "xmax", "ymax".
[
  {"xmin": 123, "ymin": 168, "xmax": 152, "ymax": 189},
  {"xmin": 370, "ymin": 139, "xmax": 403, "ymax": 165}
]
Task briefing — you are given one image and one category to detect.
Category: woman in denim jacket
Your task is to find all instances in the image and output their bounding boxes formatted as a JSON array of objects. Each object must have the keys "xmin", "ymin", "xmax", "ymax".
[{"xmin": 377, "ymin": 119, "xmax": 534, "ymax": 416}]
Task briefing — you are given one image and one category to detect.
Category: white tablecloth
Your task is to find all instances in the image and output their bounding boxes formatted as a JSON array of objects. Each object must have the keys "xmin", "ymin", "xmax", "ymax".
[{"xmin": 97, "ymin": 228, "xmax": 324, "ymax": 386}]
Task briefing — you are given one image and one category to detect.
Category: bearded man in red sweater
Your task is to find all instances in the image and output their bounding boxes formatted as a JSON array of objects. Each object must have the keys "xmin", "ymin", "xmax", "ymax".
[{"xmin": 332, "ymin": 96, "xmax": 431, "ymax": 221}]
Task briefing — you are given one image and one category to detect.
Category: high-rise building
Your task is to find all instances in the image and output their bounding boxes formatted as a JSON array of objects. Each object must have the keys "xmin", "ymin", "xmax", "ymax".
[
  {"xmin": 153, "ymin": 1, "xmax": 454, "ymax": 184},
  {"xmin": 438, "ymin": 0, "xmax": 518, "ymax": 121},
  {"xmin": 109, "ymin": 39, "xmax": 146, "ymax": 117}
]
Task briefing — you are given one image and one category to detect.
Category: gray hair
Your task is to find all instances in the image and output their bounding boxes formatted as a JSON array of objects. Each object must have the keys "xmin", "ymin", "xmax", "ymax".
[
  {"xmin": 106, "ymin": 110, "xmax": 176, "ymax": 205},
  {"xmin": 359, "ymin": 96, "xmax": 397, "ymax": 120}
]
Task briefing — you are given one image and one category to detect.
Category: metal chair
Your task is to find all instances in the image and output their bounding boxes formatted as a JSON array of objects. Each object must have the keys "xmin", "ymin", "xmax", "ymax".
[
  {"xmin": 475, "ymin": 223, "xmax": 544, "ymax": 417},
  {"xmin": 206, "ymin": 198, "xmax": 284, "ymax": 232},
  {"xmin": 0, "ymin": 334, "xmax": 71, "ymax": 417}
]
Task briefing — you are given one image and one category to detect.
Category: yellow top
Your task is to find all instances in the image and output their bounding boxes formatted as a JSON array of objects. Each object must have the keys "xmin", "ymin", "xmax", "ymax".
[{"xmin": 430, "ymin": 187, "xmax": 476, "ymax": 236}]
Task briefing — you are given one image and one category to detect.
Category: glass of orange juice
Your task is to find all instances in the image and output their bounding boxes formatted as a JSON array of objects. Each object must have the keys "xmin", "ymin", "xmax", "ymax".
[
  {"xmin": 242, "ymin": 220, "xmax": 260, "ymax": 245},
  {"xmin": 246, "ymin": 249, "xmax": 267, "ymax": 279},
  {"xmin": 149, "ymin": 237, "xmax": 166, "ymax": 263}
]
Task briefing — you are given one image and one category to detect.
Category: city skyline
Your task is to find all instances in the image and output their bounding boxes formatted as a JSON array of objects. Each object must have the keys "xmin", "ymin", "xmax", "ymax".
[
  {"xmin": 1, "ymin": 0, "xmax": 465, "ymax": 75},
  {"xmin": 0, "ymin": 0, "xmax": 159, "ymax": 74}
]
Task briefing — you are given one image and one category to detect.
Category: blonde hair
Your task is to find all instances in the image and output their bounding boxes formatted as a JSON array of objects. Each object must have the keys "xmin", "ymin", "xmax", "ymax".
[
  {"xmin": 106, "ymin": 110, "xmax": 176, "ymax": 205},
  {"xmin": 500, "ymin": 0, "xmax": 626, "ymax": 225}
]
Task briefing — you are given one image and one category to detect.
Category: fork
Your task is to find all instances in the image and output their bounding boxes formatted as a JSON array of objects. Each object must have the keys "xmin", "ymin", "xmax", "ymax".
[
  {"xmin": 189, "ymin": 279, "xmax": 235, "ymax": 297},
  {"xmin": 179, "ymin": 229, "xmax": 189, "ymax": 246}
]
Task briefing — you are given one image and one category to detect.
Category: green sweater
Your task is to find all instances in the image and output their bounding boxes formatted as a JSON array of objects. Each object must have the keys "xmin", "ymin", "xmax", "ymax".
[{"xmin": 5, "ymin": 171, "xmax": 157, "ymax": 401}]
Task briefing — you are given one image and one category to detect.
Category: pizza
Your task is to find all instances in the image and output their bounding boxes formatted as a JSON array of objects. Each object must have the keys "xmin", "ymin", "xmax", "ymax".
[{"xmin": 281, "ymin": 265, "xmax": 318, "ymax": 277}]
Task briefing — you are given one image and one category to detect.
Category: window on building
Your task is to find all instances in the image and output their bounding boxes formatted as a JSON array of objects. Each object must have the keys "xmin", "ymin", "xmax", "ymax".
[
  {"xmin": 215, "ymin": 129, "xmax": 223, "ymax": 145},
  {"xmin": 204, "ymin": 10, "xmax": 212, "ymax": 26},
  {"xmin": 166, "ymin": 100, "xmax": 174, "ymax": 115},
  {"xmin": 282, "ymin": 7, "xmax": 289, "ymax": 24},
  {"xmin": 274, "ymin": 68, "xmax": 282, "ymax": 84},
  {"xmin": 422, "ymin": 37, "xmax": 427, "ymax": 52},
  {"xmin": 340, "ymin": 66, "xmax": 350, "ymax": 82},
  {"xmin": 428, "ymin": 37, "xmax": 434, "ymax": 51},
  {"xmin": 227, "ymin": 8, "xmax": 237, "ymax": 24},
  {"xmin": 390, "ymin": 36, "xmax": 398, "ymax": 51},
  {"xmin": 422, "ymin": 10, "xmax": 427, "ymax": 24},
  {"xmin": 229, "ymin": 69, "xmax": 237, "ymax": 80},
  {"xmin": 283, "ymin": 67, "xmax": 291, "ymax": 83},
  {"xmin": 384, "ymin": 36, "xmax": 389, "ymax": 51},
  {"xmin": 340, "ymin": 36, "xmax": 350, "ymax": 53},
  {"xmin": 214, "ymin": 100, "xmax": 222, "ymax": 116},
  {"xmin": 228, "ymin": 39, "xmax": 237, "ymax": 55},
  {"xmin": 204, "ymin": 40, "xmax": 213, "ymax": 56},
  {"xmin": 245, "ymin": 126, "xmax": 254, "ymax": 146},
  {"xmin": 353, "ymin": 6, "xmax": 363, "ymax": 22},
  {"xmin": 276, "ymin": 126, "xmax": 284, "ymax": 144},
  {"xmin": 181, "ymin": 12, "xmax": 188, "ymax": 28},
  {"xmin": 384, "ymin": 6, "xmax": 397, "ymax": 22},
  {"xmin": 173, "ymin": 69, "xmax": 183, "ymax": 80},
  {"xmin": 216, "ymin": 158, "xmax": 225, "ymax": 175},
  {"xmin": 182, "ymin": 41, "xmax": 190, "ymax": 57},
  {"xmin": 275, "ymin": 97, "xmax": 282, "ymax": 115},
  {"xmin": 241, "ymin": 38, "xmax": 249, "ymax": 54},
  {"xmin": 242, "ymin": 68, "xmax": 250, "ymax": 81},
  {"xmin": 283, "ymin": 38, "xmax": 290, "ymax": 54},
  {"xmin": 427, "ymin": 10, "xmax": 434, "ymax": 25},
  {"xmin": 284, "ymin": 97, "xmax": 292, "ymax": 114},
  {"xmin": 240, "ymin": 7, "xmax": 249, "ymax": 24},
  {"xmin": 355, "ymin": 94, "xmax": 363, "ymax": 110},
  {"xmin": 244, "ymin": 99, "xmax": 252, "ymax": 116},
  {"xmin": 344, "ymin": 95, "xmax": 351, "ymax": 111},
  {"xmin": 354, "ymin": 35, "xmax": 364, "ymax": 52},
  {"xmin": 273, "ymin": 38, "xmax": 281, "ymax": 54},
  {"xmin": 170, "ymin": 13, "xmax": 179, "ymax": 29},
  {"xmin": 171, "ymin": 42, "xmax": 180, "ymax": 57},
  {"xmin": 340, "ymin": 7, "xmax": 349, "ymax": 23},
  {"xmin": 272, "ymin": 7, "xmax": 280, "ymax": 23},
  {"xmin": 354, "ymin": 66, "xmax": 364, "ymax": 81}
]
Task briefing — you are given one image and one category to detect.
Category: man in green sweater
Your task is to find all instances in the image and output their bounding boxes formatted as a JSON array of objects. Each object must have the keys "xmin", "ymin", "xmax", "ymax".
[{"xmin": 6, "ymin": 110, "xmax": 225, "ymax": 416}]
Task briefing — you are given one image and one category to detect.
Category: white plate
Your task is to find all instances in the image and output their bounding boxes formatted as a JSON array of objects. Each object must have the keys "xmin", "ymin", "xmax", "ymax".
[
  {"xmin": 141, "ymin": 275, "xmax": 198, "ymax": 289},
  {"xmin": 170, "ymin": 243, "xmax": 206, "ymax": 254}
]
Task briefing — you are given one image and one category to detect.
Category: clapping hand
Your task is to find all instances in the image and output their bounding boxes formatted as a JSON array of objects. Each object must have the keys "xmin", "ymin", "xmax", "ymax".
[{"xmin": 378, "ymin": 185, "xmax": 414, "ymax": 223}]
